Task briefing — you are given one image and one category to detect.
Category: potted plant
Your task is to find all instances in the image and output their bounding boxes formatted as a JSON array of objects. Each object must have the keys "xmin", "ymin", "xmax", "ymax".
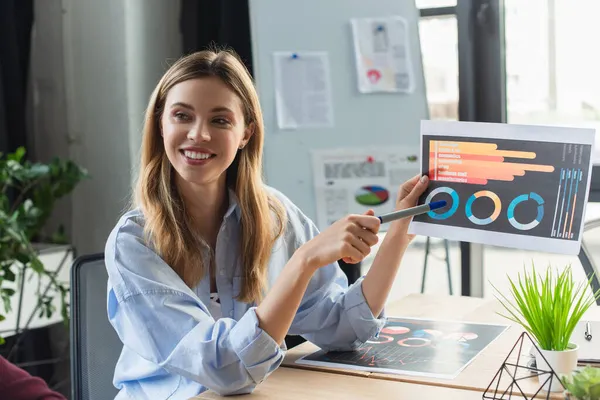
[
  {"xmin": 493, "ymin": 263, "xmax": 600, "ymax": 392},
  {"xmin": 0, "ymin": 147, "xmax": 88, "ymax": 344},
  {"xmin": 562, "ymin": 365, "xmax": 600, "ymax": 400}
]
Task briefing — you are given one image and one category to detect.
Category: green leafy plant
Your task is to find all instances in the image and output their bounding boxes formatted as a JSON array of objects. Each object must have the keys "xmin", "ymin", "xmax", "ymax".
[
  {"xmin": 563, "ymin": 365, "xmax": 600, "ymax": 400},
  {"xmin": 492, "ymin": 263, "xmax": 600, "ymax": 351},
  {"xmin": 0, "ymin": 147, "xmax": 88, "ymax": 344}
]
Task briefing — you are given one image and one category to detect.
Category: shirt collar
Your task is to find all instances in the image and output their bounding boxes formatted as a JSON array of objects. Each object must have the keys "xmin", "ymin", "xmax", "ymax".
[{"xmin": 224, "ymin": 188, "xmax": 242, "ymax": 222}]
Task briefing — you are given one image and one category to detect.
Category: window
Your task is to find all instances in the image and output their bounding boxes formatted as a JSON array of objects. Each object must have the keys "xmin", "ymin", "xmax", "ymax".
[
  {"xmin": 414, "ymin": 1, "xmax": 598, "ymax": 297},
  {"xmin": 504, "ymin": 0, "xmax": 600, "ymax": 220},
  {"xmin": 415, "ymin": 0, "xmax": 456, "ymax": 8},
  {"xmin": 419, "ymin": 15, "xmax": 459, "ymax": 120}
]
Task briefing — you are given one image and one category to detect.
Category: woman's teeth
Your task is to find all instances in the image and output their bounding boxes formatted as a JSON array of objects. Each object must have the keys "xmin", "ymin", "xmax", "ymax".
[{"xmin": 184, "ymin": 150, "xmax": 212, "ymax": 160}]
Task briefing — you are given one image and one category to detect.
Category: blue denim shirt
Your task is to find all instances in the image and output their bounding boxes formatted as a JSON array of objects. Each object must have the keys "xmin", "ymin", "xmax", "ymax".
[{"xmin": 105, "ymin": 187, "xmax": 385, "ymax": 399}]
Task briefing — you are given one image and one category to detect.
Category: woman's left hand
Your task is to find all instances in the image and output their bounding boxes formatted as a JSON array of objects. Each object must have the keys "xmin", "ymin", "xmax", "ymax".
[{"xmin": 388, "ymin": 174, "xmax": 430, "ymax": 241}]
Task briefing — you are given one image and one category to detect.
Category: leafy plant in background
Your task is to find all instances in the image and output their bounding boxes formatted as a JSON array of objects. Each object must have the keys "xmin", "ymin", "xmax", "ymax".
[
  {"xmin": 492, "ymin": 263, "xmax": 600, "ymax": 351},
  {"xmin": 563, "ymin": 365, "xmax": 600, "ymax": 400},
  {"xmin": 0, "ymin": 147, "xmax": 88, "ymax": 344}
]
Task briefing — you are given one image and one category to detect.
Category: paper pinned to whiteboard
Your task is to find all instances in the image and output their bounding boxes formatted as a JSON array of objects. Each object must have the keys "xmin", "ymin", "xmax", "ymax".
[
  {"xmin": 350, "ymin": 16, "xmax": 414, "ymax": 94},
  {"xmin": 311, "ymin": 147, "xmax": 420, "ymax": 231},
  {"xmin": 273, "ymin": 51, "xmax": 335, "ymax": 129}
]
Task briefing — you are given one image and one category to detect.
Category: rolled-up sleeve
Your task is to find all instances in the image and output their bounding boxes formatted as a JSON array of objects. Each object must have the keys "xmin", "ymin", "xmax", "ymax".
[
  {"xmin": 105, "ymin": 217, "xmax": 284, "ymax": 396},
  {"xmin": 286, "ymin": 217, "xmax": 386, "ymax": 351}
]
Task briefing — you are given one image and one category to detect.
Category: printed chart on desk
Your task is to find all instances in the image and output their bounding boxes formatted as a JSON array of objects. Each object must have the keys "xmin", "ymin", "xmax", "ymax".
[
  {"xmin": 296, "ymin": 317, "xmax": 508, "ymax": 379},
  {"xmin": 409, "ymin": 120, "xmax": 595, "ymax": 255}
]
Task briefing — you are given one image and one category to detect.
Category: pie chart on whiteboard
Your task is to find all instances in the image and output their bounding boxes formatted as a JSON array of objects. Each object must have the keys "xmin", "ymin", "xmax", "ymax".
[{"xmin": 355, "ymin": 185, "xmax": 389, "ymax": 206}]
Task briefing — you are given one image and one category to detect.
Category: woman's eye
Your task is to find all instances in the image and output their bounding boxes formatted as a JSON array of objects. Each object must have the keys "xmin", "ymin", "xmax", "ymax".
[
  {"xmin": 174, "ymin": 112, "xmax": 190, "ymax": 121},
  {"xmin": 213, "ymin": 118, "xmax": 230, "ymax": 125}
]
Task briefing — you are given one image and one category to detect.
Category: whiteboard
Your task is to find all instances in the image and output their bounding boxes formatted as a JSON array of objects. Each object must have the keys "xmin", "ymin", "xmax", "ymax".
[{"xmin": 249, "ymin": 0, "xmax": 428, "ymax": 222}]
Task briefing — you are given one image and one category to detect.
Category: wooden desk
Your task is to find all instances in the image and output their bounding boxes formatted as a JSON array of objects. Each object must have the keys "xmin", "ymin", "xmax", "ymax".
[
  {"xmin": 196, "ymin": 294, "xmax": 599, "ymax": 399},
  {"xmin": 195, "ymin": 365, "xmax": 487, "ymax": 399},
  {"xmin": 284, "ymin": 293, "xmax": 600, "ymax": 398}
]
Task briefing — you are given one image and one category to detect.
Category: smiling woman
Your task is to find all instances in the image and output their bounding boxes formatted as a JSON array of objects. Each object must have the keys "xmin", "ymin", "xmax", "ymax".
[
  {"xmin": 103, "ymin": 48, "xmax": 429, "ymax": 398},
  {"xmin": 162, "ymin": 77, "xmax": 251, "ymax": 191}
]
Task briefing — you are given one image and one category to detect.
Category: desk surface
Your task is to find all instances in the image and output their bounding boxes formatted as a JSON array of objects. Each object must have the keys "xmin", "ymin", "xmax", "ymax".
[
  {"xmin": 195, "ymin": 365, "xmax": 486, "ymax": 399},
  {"xmin": 283, "ymin": 293, "xmax": 600, "ymax": 398},
  {"xmin": 197, "ymin": 293, "xmax": 599, "ymax": 399}
]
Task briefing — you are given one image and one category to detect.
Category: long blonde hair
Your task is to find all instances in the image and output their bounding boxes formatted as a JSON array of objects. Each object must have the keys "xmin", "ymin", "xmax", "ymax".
[{"xmin": 135, "ymin": 49, "xmax": 286, "ymax": 303}]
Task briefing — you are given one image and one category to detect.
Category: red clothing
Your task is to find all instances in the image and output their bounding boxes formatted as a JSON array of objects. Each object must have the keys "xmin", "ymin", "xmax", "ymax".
[{"xmin": 0, "ymin": 355, "xmax": 66, "ymax": 400}]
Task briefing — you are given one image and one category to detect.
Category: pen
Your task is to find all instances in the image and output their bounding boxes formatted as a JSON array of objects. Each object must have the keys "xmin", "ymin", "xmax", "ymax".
[
  {"xmin": 585, "ymin": 321, "xmax": 592, "ymax": 341},
  {"xmin": 377, "ymin": 200, "xmax": 447, "ymax": 224}
]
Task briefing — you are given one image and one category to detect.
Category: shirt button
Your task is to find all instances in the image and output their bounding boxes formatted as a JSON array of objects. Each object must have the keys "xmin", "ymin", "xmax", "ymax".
[
  {"xmin": 220, "ymin": 270, "xmax": 225, "ymax": 276},
  {"xmin": 229, "ymin": 311, "xmax": 234, "ymax": 317}
]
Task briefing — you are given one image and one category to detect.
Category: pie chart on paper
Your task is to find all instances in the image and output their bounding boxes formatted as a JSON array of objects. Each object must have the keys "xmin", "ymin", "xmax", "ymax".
[{"xmin": 355, "ymin": 185, "xmax": 390, "ymax": 206}]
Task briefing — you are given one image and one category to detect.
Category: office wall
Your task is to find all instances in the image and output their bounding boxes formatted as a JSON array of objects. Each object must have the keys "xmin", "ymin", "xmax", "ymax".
[
  {"xmin": 30, "ymin": 0, "xmax": 182, "ymax": 255},
  {"xmin": 124, "ymin": 0, "xmax": 183, "ymax": 178},
  {"xmin": 29, "ymin": 0, "xmax": 72, "ymax": 242}
]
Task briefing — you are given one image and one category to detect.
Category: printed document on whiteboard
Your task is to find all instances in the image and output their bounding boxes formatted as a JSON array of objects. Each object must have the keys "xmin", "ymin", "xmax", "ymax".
[
  {"xmin": 273, "ymin": 51, "xmax": 334, "ymax": 129},
  {"xmin": 351, "ymin": 16, "xmax": 414, "ymax": 93},
  {"xmin": 311, "ymin": 147, "xmax": 419, "ymax": 231}
]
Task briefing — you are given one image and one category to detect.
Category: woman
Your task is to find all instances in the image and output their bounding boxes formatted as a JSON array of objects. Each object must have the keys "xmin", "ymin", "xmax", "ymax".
[{"xmin": 105, "ymin": 49, "xmax": 429, "ymax": 399}]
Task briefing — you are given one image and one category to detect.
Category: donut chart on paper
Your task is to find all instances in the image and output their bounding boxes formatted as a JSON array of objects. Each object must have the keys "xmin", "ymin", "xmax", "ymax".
[
  {"xmin": 425, "ymin": 186, "xmax": 459, "ymax": 220},
  {"xmin": 465, "ymin": 191, "xmax": 501, "ymax": 226},
  {"xmin": 397, "ymin": 337, "xmax": 430, "ymax": 347},
  {"xmin": 382, "ymin": 326, "xmax": 411, "ymax": 335},
  {"xmin": 355, "ymin": 185, "xmax": 389, "ymax": 206},
  {"xmin": 507, "ymin": 192, "xmax": 544, "ymax": 231},
  {"xmin": 367, "ymin": 335, "xmax": 394, "ymax": 344}
]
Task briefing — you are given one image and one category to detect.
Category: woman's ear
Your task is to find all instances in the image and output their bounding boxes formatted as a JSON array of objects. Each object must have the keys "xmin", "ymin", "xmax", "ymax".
[{"xmin": 243, "ymin": 122, "xmax": 255, "ymax": 144}]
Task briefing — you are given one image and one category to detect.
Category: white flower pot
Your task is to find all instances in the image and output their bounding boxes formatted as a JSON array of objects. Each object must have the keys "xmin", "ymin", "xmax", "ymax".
[{"xmin": 534, "ymin": 343, "xmax": 579, "ymax": 392}]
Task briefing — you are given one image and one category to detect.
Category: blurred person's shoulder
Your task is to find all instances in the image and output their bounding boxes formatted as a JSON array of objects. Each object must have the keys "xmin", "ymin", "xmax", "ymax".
[{"xmin": 0, "ymin": 355, "xmax": 67, "ymax": 399}]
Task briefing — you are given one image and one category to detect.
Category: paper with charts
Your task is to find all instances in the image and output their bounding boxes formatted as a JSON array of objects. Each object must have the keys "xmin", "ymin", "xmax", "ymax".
[
  {"xmin": 311, "ymin": 146, "xmax": 419, "ymax": 231},
  {"xmin": 350, "ymin": 16, "xmax": 414, "ymax": 93},
  {"xmin": 409, "ymin": 120, "xmax": 595, "ymax": 255},
  {"xmin": 296, "ymin": 317, "xmax": 508, "ymax": 379}
]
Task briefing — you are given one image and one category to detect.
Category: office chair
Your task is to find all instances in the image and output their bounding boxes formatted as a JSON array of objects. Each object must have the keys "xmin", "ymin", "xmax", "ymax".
[
  {"xmin": 578, "ymin": 218, "xmax": 600, "ymax": 305},
  {"xmin": 70, "ymin": 253, "xmax": 121, "ymax": 400}
]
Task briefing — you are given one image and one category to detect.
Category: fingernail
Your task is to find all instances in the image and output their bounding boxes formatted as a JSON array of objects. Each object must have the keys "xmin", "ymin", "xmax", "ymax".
[{"xmin": 420, "ymin": 175, "xmax": 428, "ymax": 183}]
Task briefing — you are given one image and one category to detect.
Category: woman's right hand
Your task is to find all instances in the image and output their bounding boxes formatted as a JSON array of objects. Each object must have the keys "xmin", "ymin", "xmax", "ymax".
[{"xmin": 296, "ymin": 212, "xmax": 381, "ymax": 272}]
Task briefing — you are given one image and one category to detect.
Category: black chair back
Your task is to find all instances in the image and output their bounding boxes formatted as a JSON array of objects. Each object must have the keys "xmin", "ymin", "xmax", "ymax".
[{"xmin": 70, "ymin": 253, "xmax": 121, "ymax": 399}]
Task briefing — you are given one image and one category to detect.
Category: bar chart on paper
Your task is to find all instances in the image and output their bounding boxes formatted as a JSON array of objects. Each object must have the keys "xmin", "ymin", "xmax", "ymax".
[
  {"xmin": 552, "ymin": 168, "xmax": 583, "ymax": 240},
  {"xmin": 410, "ymin": 121, "xmax": 595, "ymax": 255}
]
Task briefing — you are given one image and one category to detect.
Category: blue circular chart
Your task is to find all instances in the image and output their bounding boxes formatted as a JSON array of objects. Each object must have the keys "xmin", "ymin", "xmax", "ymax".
[
  {"xmin": 425, "ymin": 187, "xmax": 459, "ymax": 220},
  {"xmin": 507, "ymin": 192, "xmax": 544, "ymax": 230},
  {"xmin": 465, "ymin": 191, "xmax": 502, "ymax": 226}
]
